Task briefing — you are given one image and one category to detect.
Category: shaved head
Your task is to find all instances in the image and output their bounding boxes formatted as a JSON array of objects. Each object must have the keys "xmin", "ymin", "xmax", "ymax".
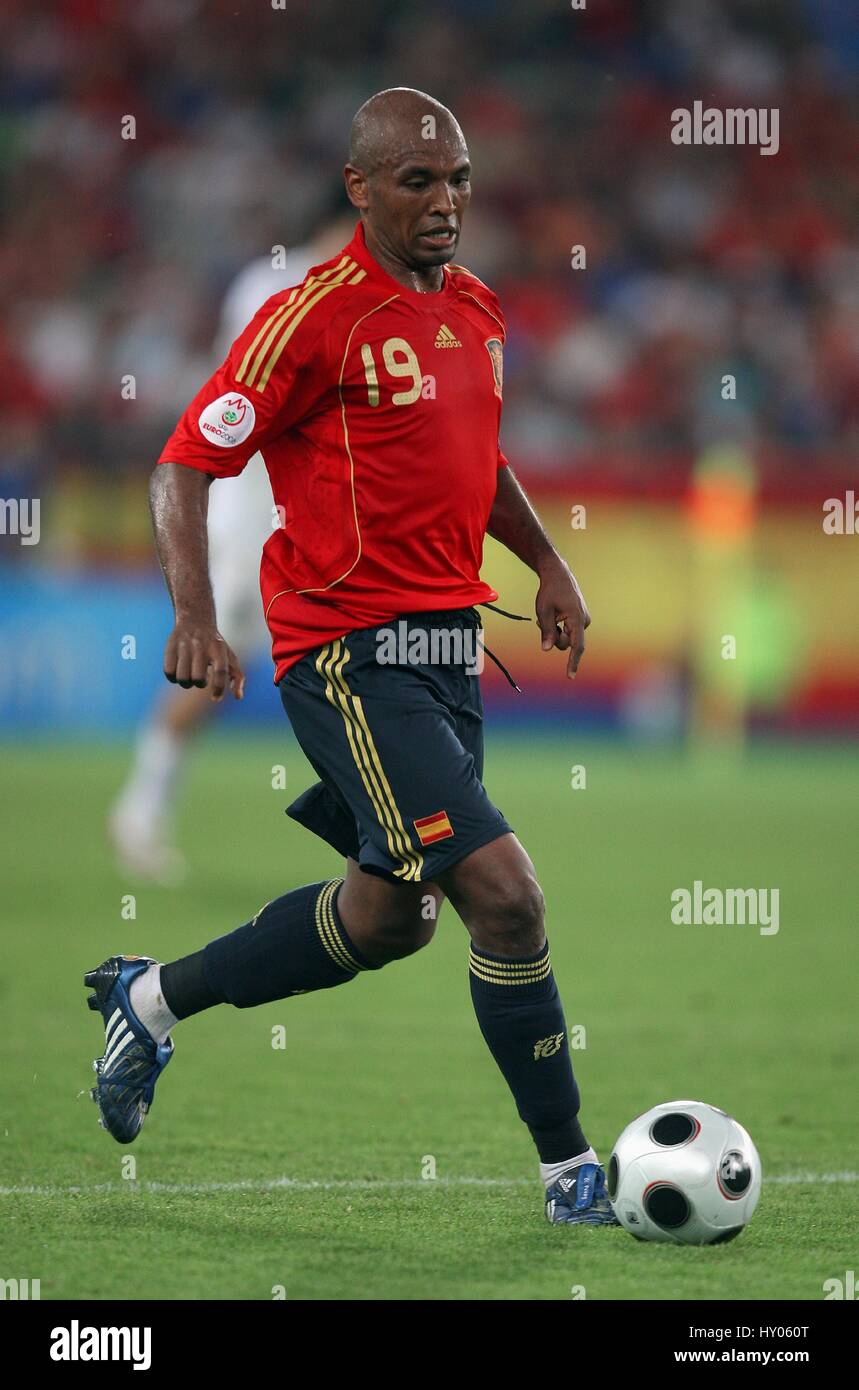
[
  {"xmin": 348, "ymin": 87, "xmax": 465, "ymax": 175},
  {"xmin": 344, "ymin": 88, "xmax": 472, "ymax": 289}
]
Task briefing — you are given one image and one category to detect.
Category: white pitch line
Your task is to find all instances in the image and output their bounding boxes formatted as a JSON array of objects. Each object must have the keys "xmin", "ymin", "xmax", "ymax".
[
  {"xmin": 765, "ymin": 1170, "xmax": 858, "ymax": 1185},
  {"xmin": 0, "ymin": 1176, "xmax": 527, "ymax": 1198},
  {"xmin": 0, "ymin": 1172, "xmax": 855, "ymax": 1198}
]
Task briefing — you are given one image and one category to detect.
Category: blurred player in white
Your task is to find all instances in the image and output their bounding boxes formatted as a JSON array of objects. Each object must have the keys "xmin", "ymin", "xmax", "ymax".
[{"xmin": 109, "ymin": 212, "xmax": 355, "ymax": 881}]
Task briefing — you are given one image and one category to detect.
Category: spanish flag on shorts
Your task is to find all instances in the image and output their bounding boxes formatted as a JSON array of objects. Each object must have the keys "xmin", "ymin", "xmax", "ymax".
[{"xmin": 413, "ymin": 810, "xmax": 454, "ymax": 846}]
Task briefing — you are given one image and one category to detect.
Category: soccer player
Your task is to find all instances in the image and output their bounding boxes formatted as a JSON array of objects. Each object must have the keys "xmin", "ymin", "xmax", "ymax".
[
  {"xmin": 85, "ymin": 88, "xmax": 617, "ymax": 1228},
  {"xmin": 108, "ymin": 213, "xmax": 354, "ymax": 883}
]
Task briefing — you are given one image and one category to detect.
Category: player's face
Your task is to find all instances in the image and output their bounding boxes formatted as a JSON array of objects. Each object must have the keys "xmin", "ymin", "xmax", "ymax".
[{"xmin": 363, "ymin": 140, "xmax": 471, "ymax": 270}]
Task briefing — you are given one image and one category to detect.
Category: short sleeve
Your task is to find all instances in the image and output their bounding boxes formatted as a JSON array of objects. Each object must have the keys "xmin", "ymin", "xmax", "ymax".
[{"xmin": 157, "ymin": 290, "xmax": 328, "ymax": 479}]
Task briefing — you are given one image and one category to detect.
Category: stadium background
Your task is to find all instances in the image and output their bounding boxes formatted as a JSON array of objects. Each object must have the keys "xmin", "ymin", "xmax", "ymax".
[
  {"xmin": 1, "ymin": 0, "xmax": 857, "ymax": 1303},
  {"xmin": 2, "ymin": 0, "xmax": 858, "ymax": 734}
]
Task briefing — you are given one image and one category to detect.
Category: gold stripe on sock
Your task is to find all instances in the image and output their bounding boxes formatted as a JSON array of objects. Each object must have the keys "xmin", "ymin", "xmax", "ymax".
[
  {"xmin": 321, "ymin": 878, "xmax": 366, "ymax": 974},
  {"xmin": 316, "ymin": 880, "xmax": 353, "ymax": 973},
  {"xmin": 315, "ymin": 878, "xmax": 367, "ymax": 975},
  {"xmin": 469, "ymin": 950, "xmax": 552, "ymax": 985}
]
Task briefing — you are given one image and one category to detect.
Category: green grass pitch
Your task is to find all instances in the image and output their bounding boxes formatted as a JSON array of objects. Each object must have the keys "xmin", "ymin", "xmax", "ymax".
[{"xmin": 0, "ymin": 731, "xmax": 856, "ymax": 1300}]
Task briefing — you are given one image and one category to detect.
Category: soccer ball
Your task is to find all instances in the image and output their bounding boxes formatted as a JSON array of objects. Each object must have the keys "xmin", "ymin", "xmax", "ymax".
[{"xmin": 608, "ymin": 1099, "xmax": 761, "ymax": 1244}]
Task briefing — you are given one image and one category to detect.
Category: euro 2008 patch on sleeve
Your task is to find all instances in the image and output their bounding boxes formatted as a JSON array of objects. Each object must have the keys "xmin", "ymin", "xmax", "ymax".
[{"xmin": 198, "ymin": 393, "xmax": 256, "ymax": 448}]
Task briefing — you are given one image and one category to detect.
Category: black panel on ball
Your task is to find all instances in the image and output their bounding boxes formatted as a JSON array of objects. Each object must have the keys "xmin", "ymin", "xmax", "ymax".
[
  {"xmin": 645, "ymin": 1183, "xmax": 690, "ymax": 1228},
  {"xmin": 650, "ymin": 1112, "xmax": 696, "ymax": 1146},
  {"xmin": 719, "ymin": 1150, "xmax": 752, "ymax": 1194}
]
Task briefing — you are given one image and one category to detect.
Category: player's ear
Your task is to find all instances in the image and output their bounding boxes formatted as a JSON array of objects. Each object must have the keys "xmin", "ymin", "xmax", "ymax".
[{"xmin": 344, "ymin": 164, "xmax": 369, "ymax": 210}]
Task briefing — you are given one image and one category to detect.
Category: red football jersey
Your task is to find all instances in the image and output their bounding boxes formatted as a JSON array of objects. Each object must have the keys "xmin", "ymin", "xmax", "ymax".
[{"xmin": 158, "ymin": 221, "xmax": 509, "ymax": 681}]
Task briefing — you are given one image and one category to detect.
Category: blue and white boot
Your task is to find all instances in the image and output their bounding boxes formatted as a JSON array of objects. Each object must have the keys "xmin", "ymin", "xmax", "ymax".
[
  {"xmin": 84, "ymin": 955, "xmax": 174, "ymax": 1144},
  {"xmin": 545, "ymin": 1161, "xmax": 620, "ymax": 1226}
]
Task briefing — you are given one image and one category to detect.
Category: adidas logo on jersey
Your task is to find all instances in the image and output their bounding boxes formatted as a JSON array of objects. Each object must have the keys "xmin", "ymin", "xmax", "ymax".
[{"xmin": 434, "ymin": 324, "xmax": 462, "ymax": 348}]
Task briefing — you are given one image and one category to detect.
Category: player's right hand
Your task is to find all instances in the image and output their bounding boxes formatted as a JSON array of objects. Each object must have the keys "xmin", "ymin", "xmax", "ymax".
[{"xmin": 163, "ymin": 623, "xmax": 245, "ymax": 701}]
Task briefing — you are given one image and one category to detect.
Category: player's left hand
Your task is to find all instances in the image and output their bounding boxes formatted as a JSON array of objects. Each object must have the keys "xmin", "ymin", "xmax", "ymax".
[{"xmin": 535, "ymin": 555, "xmax": 591, "ymax": 679}]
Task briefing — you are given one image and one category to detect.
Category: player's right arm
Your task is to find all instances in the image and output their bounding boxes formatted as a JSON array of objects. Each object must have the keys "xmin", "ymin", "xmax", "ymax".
[
  {"xmin": 150, "ymin": 284, "xmax": 331, "ymax": 697},
  {"xmin": 149, "ymin": 463, "xmax": 244, "ymax": 700}
]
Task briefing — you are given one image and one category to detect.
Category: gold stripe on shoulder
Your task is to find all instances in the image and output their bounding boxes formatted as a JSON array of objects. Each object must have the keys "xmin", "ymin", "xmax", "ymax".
[
  {"xmin": 447, "ymin": 264, "xmax": 505, "ymax": 335},
  {"xmin": 239, "ymin": 257, "xmax": 354, "ymax": 389},
  {"xmin": 235, "ymin": 284, "xmax": 303, "ymax": 384},
  {"xmin": 254, "ymin": 257, "xmax": 361, "ymax": 394},
  {"xmin": 235, "ymin": 256, "xmax": 352, "ymax": 385},
  {"xmin": 455, "ymin": 289, "xmax": 505, "ymax": 336},
  {"xmin": 448, "ymin": 262, "xmax": 489, "ymax": 291}
]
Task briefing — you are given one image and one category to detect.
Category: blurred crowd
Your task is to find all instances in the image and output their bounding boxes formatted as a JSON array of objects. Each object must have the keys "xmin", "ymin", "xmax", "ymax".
[{"xmin": 3, "ymin": 0, "xmax": 859, "ymax": 541}]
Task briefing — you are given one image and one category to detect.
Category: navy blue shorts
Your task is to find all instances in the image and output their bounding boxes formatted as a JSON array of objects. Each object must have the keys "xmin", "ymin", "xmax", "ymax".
[{"xmin": 278, "ymin": 606, "xmax": 513, "ymax": 883}]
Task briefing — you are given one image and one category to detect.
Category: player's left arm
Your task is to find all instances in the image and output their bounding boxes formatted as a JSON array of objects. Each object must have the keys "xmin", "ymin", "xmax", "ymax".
[{"xmin": 487, "ymin": 463, "xmax": 590, "ymax": 679}]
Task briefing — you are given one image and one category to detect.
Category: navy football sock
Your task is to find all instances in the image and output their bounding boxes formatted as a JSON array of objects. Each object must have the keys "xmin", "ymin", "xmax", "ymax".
[
  {"xmin": 469, "ymin": 940, "xmax": 588, "ymax": 1163},
  {"xmin": 161, "ymin": 878, "xmax": 375, "ymax": 1016}
]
